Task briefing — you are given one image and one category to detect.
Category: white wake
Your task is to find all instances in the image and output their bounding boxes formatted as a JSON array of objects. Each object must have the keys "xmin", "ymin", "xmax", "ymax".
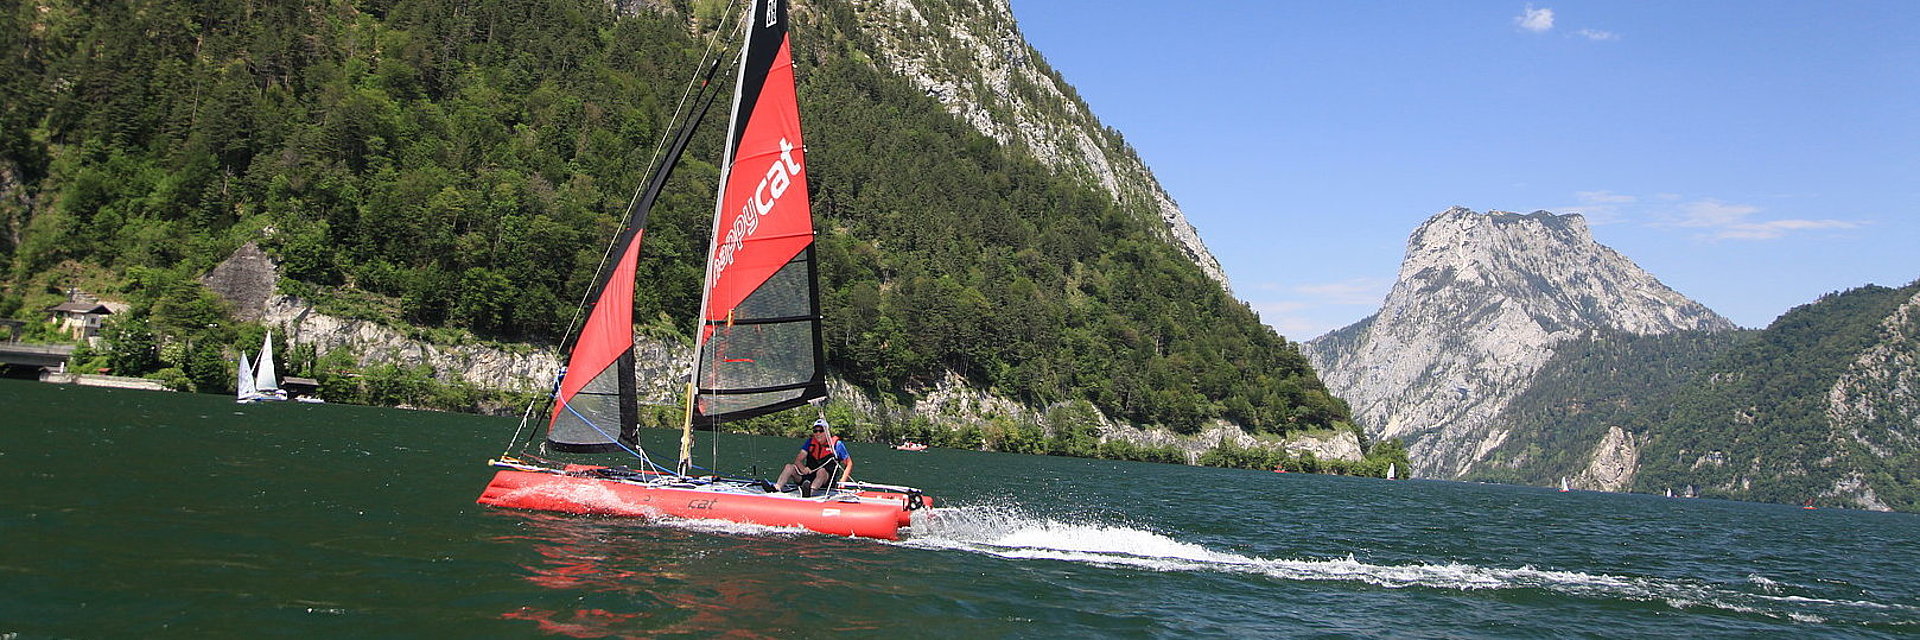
[{"xmin": 898, "ymin": 504, "xmax": 1918, "ymax": 626}]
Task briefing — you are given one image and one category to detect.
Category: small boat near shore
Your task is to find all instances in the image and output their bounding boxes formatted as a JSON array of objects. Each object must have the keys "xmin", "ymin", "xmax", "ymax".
[{"xmin": 235, "ymin": 332, "xmax": 286, "ymax": 404}]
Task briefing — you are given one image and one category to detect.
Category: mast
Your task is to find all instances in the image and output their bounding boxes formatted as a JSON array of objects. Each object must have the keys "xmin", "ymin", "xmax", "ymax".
[
  {"xmin": 683, "ymin": 0, "xmax": 760, "ymax": 474},
  {"xmin": 681, "ymin": 0, "xmax": 828, "ymax": 473}
]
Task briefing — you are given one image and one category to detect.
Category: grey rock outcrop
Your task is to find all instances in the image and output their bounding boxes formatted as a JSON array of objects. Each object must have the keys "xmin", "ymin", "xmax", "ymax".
[
  {"xmin": 843, "ymin": 0, "xmax": 1229, "ymax": 291},
  {"xmin": 1305, "ymin": 207, "xmax": 1734, "ymax": 478},
  {"xmin": 1823, "ymin": 287, "xmax": 1920, "ymax": 509},
  {"xmin": 200, "ymin": 243, "xmax": 685, "ymax": 403},
  {"xmin": 1827, "ymin": 287, "xmax": 1920, "ymax": 456},
  {"xmin": 255, "ymin": 295, "xmax": 693, "ymax": 404},
  {"xmin": 200, "ymin": 242, "xmax": 278, "ymax": 322},
  {"xmin": 1576, "ymin": 425, "xmax": 1639, "ymax": 491}
]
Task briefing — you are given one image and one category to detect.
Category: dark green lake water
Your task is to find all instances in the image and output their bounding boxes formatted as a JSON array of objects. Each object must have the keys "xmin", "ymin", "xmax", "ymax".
[{"xmin": 3, "ymin": 380, "xmax": 1917, "ymax": 638}]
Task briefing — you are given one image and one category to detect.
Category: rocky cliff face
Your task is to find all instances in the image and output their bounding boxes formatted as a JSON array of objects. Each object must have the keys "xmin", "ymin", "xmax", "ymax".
[
  {"xmin": 1304, "ymin": 207, "xmax": 1734, "ymax": 478},
  {"xmin": 1823, "ymin": 287, "xmax": 1920, "ymax": 509},
  {"xmin": 200, "ymin": 242, "xmax": 278, "ymax": 322},
  {"xmin": 1, "ymin": 160, "xmax": 29, "ymax": 253},
  {"xmin": 204, "ymin": 244, "xmax": 1346, "ymax": 459},
  {"xmin": 888, "ymin": 369, "xmax": 1361, "ymax": 463},
  {"xmin": 838, "ymin": 0, "xmax": 1229, "ymax": 291},
  {"xmin": 1575, "ymin": 425, "xmax": 1639, "ymax": 491},
  {"xmin": 200, "ymin": 241, "xmax": 684, "ymax": 402}
]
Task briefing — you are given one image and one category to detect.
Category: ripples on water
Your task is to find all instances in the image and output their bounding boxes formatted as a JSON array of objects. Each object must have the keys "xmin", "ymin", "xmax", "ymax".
[{"xmin": 2, "ymin": 382, "xmax": 1917, "ymax": 638}]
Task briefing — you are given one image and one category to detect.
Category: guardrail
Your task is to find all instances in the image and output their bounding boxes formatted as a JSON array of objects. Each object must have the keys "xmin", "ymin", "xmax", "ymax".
[{"xmin": 0, "ymin": 342, "xmax": 78, "ymax": 367}]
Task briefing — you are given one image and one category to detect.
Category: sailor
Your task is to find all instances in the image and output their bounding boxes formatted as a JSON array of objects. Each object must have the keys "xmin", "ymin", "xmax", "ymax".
[{"xmin": 772, "ymin": 418, "xmax": 852, "ymax": 496}]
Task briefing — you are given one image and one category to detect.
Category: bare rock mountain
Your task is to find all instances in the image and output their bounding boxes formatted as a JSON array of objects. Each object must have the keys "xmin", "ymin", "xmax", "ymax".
[
  {"xmin": 1304, "ymin": 207, "xmax": 1735, "ymax": 477},
  {"xmin": 1819, "ymin": 286, "xmax": 1920, "ymax": 509},
  {"xmin": 839, "ymin": 0, "xmax": 1230, "ymax": 291}
]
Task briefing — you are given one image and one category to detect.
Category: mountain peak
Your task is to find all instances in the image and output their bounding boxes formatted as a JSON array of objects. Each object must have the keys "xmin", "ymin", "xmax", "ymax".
[{"xmin": 1306, "ymin": 207, "xmax": 1734, "ymax": 477}]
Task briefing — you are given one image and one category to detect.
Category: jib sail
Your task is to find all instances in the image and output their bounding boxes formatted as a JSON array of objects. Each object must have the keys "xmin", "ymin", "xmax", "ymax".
[
  {"xmin": 546, "ymin": 51, "xmax": 727, "ymax": 453},
  {"xmin": 546, "ymin": 224, "xmax": 644, "ymax": 453}
]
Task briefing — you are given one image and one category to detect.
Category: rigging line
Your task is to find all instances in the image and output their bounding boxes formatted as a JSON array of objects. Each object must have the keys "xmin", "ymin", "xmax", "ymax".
[
  {"xmin": 499, "ymin": 392, "xmax": 541, "ymax": 457},
  {"xmin": 500, "ymin": 365, "xmax": 566, "ymax": 456},
  {"xmin": 555, "ymin": 6, "xmax": 744, "ymax": 353},
  {"xmin": 520, "ymin": 6, "xmax": 748, "ymax": 456},
  {"xmin": 618, "ymin": 0, "xmax": 747, "ymax": 234},
  {"xmin": 546, "ymin": 0, "xmax": 747, "ymax": 370},
  {"xmin": 558, "ymin": 400, "xmax": 672, "ymax": 474}
]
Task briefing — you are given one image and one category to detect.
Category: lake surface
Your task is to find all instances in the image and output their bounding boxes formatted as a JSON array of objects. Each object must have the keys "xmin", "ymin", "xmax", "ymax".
[{"xmin": 3, "ymin": 379, "xmax": 1917, "ymax": 638}]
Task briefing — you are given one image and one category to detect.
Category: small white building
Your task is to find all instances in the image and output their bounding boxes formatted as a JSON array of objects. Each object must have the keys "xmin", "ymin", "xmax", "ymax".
[{"xmin": 45, "ymin": 301, "xmax": 113, "ymax": 341}]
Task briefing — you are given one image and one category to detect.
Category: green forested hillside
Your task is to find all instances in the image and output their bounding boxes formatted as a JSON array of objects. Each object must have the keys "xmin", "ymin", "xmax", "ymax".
[
  {"xmin": 0, "ymin": 0, "xmax": 1348, "ymax": 436},
  {"xmin": 1631, "ymin": 283, "xmax": 1920, "ymax": 510},
  {"xmin": 1466, "ymin": 329, "xmax": 1755, "ymax": 486},
  {"xmin": 1466, "ymin": 281, "xmax": 1920, "ymax": 511}
]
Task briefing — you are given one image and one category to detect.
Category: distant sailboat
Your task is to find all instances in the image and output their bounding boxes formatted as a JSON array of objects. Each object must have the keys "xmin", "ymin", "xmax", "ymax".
[
  {"xmin": 1387, "ymin": 463, "xmax": 1398, "ymax": 480},
  {"xmin": 1559, "ymin": 477, "xmax": 1571, "ymax": 492},
  {"xmin": 252, "ymin": 332, "xmax": 285, "ymax": 401},
  {"xmin": 1665, "ymin": 487, "xmax": 1674, "ymax": 498},
  {"xmin": 235, "ymin": 350, "xmax": 257, "ymax": 403}
]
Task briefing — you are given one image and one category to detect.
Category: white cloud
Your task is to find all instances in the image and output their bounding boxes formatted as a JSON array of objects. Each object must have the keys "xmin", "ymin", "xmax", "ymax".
[
  {"xmin": 1558, "ymin": 191, "xmax": 1638, "ymax": 225},
  {"xmin": 1562, "ymin": 191, "xmax": 1864, "ymax": 240},
  {"xmin": 1244, "ymin": 278, "xmax": 1393, "ymax": 339},
  {"xmin": 1712, "ymin": 218, "xmax": 1862, "ymax": 240},
  {"xmin": 1659, "ymin": 199, "xmax": 1863, "ymax": 240},
  {"xmin": 1671, "ymin": 200, "xmax": 1762, "ymax": 228},
  {"xmin": 1515, "ymin": 4, "xmax": 1555, "ymax": 33},
  {"xmin": 1576, "ymin": 190, "xmax": 1638, "ymax": 205},
  {"xmin": 1511, "ymin": 6, "xmax": 1619, "ymax": 40},
  {"xmin": 1252, "ymin": 301, "xmax": 1349, "ymax": 340},
  {"xmin": 1294, "ymin": 278, "xmax": 1394, "ymax": 306}
]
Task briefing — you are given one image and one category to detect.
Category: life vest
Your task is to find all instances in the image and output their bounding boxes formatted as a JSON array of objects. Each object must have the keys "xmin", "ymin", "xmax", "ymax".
[{"xmin": 804, "ymin": 435, "xmax": 843, "ymax": 468}]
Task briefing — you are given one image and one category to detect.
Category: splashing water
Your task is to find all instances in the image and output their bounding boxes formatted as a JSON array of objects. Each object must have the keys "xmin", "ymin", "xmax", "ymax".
[{"xmin": 899, "ymin": 502, "xmax": 1920, "ymax": 627}]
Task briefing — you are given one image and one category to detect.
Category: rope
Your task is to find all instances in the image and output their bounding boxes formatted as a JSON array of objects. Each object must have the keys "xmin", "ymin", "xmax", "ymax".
[{"xmin": 495, "ymin": 2, "xmax": 748, "ymax": 464}]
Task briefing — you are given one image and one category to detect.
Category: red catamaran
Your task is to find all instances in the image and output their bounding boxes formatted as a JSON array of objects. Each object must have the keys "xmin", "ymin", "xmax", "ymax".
[{"xmin": 477, "ymin": 0, "xmax": 931, "ymax": 540}]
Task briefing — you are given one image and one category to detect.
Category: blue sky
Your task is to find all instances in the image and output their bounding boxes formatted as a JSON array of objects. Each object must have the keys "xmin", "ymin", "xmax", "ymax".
[{"xmin": 1007, "ymin": 1, "xmax": 1919, "ymax": 338}]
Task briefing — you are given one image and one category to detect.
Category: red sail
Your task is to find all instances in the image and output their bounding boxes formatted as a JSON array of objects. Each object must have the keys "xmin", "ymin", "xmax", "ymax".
[
  {"xmin": 546, "ymin": 227, "xmax": 642, "ymax": 451},
  {"xmin": 694, "ymin": 0, "xmax": 827, "ymax": 423}
]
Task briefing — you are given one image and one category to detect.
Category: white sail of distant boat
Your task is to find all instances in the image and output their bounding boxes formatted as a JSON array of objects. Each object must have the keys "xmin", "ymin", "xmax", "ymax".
[
  {"xmin": 1387, "ymin": 463, "xmax": 1397, "ymax": 480},
  {"xmin": 252, "ymin": 332, "xmax": 285, "ymax": 401},
  {"xmin": 236, "ymin": 350, "xmax": 258, "ymax": 403},
  {"xmin": 1560, "ymin": 476, "xmax": 1571, "ymax": 492},
  {"xmin": 1666, "ymin": 487, "xmax": 1673, "ymax": 498}
]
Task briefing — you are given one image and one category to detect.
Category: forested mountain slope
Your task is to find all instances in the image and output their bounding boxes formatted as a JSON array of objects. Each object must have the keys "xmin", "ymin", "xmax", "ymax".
[
  {"xmin": 0, "ymin": 0, "xmax": 1348, "ymax": 438},
  {"xmin": 1466, "ymin": 329, "xmax": 1757, "ymax": 489},
  {"xmin": 1629, "ymin": 282, "xmax": 1920, "ymax": 511},
  {"xmin": 1464, "ymin": 281, "xmax": 1920, "ymax": 512}
]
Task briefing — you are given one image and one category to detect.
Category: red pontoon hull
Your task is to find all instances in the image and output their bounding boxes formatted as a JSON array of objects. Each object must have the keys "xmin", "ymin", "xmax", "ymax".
[{"xmin": 477, "ymin": 468, "xmax": 929, "ymax": 540}]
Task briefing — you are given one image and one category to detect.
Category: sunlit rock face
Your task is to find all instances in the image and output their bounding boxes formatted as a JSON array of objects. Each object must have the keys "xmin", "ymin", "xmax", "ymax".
[{"xmin": 1305, "ymin": 207, "xmax": 1733, "ymax": 477}]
